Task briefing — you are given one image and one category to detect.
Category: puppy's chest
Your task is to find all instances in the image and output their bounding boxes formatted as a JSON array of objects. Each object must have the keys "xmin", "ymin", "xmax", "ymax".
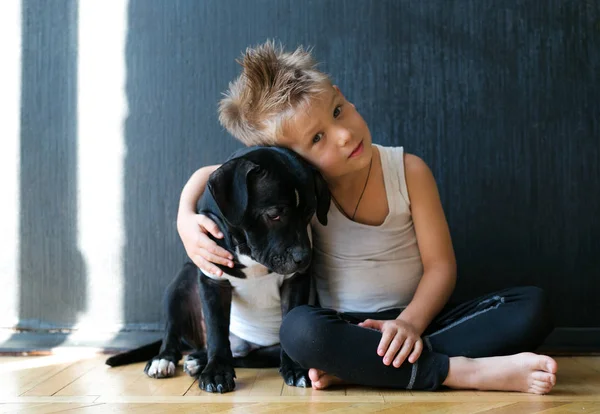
[
  {"xmin": 201, "ymin": 253, "xmax": 295, "ymax": 308},
  {"xmin": 226, "ymin": 268, "xmax": 289, "ymax": 348},
  {"xmin": 214, "ymin": 255, "xmax": 291, "ymax": 307},
  {"xmin": 227, "ymin": 272, "xmax": 286, "ymax": 310}
]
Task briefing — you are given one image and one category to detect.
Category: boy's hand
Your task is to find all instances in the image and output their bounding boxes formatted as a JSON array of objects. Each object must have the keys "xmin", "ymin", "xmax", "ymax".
[
  {"xmin": 177, "ymin": 212, "xmax": 234, "ymax": 276},
  {"xmin": 358, "ymin": 319, "xmax": 423, "ymax": 368}
]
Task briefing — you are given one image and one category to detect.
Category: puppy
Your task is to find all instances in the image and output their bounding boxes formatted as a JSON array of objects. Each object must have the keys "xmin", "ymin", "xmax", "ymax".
[{"xmin": 106, "ymin": 146, "xmax": 330, "ymax": 393}]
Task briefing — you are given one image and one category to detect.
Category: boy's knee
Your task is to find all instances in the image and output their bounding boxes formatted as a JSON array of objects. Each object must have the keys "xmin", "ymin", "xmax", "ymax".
[
  {"xmin": 281, "ymin": 305, "xmax": 313, "ymax": 347},
  {"xmin": 521, "ymin": 286, "xmax": 551, "ymax": 318},
  {"xmin": 516, "ymin": 286, "xmax": 555, "ymax": 342},
  {"xmin": 280, "ymin": 305, "xmax": 335, "ymax": 365}
]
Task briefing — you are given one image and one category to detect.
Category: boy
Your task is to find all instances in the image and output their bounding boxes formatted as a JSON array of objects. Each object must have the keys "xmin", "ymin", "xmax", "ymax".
[{"xmin": 177, "ymin": 41, "xmax": 557, "ymax": 393}]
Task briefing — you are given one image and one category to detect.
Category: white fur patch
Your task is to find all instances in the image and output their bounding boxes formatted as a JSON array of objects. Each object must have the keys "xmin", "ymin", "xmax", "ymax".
[
  {"xmin": 146, "ymin": 359, "xmax": 176, "ymax": 378},
  {"xmin": 236, "ymin": 248, "xmax": 270, "ymax": 278},
  {"xmin": 183, "ymin": 355, "xmax": 201, "ymax": 377}
]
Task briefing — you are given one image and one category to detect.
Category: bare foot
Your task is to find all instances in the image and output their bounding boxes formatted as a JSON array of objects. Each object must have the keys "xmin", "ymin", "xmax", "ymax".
[
  {"xmin": 308, "ymin": 368, "xmax": 346, "ymax": 390},
  {"xmin": 444, "ymin": 352, "xmax": 558, "ymax": 395}
]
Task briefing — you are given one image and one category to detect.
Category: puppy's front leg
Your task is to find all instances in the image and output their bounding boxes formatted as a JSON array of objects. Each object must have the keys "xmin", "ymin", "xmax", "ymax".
[
  {"xmin": 198, "ymin": 272, "xmax": 236, "ymax": 393},
  {"xmin": 146, "ymin": 262, "xmax": 200, "ymax": 379},
  {"xmin": 279, "ymin": 273, "xmax": 311, "ymax": 388}
]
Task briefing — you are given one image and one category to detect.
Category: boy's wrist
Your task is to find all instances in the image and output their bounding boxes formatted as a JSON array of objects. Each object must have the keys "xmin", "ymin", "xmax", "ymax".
[
  {"xmin": 396, "ymin": 312, "xmax": 427, "ymax": 337},
  {"xmin": 177, "ymin": 208, "xmax": 194, "ymax": 220},
  {"xmin": 176, "ymin": 208, "xmax": 195, "ymax": 229}
]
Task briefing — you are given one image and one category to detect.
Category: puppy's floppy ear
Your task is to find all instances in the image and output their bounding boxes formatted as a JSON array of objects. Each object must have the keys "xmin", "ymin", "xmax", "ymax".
[
  {"xmin": 312, "ymin": 169, "xmax": 330, "ymax": 226},
  {"xmin": 207, "ymin": 158, "xmax": 259, "ymax": 226},
  {"xmin": 269, "ymin": 147, "xmax": 330, "ymax": 225}
]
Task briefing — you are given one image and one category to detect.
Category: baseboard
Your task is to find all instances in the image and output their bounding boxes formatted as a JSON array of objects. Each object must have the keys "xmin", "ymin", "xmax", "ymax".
[
  {"xmin": 0, "ymin": 330, "xmax": 162, "ymax": 355},
  {"xmin": 0, "ymin": 327, "xmax": 598, "ymax": 355},
  {"xmin": 538, "ymin": 327, "xmax": 600, "ymax": 354}
]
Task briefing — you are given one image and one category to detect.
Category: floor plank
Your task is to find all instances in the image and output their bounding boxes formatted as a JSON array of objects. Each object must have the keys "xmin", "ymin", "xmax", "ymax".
[
  {"xmin": 0, "ymin": 354, "xmax": 598, "ymax": 412},
  {"xmin": 21, "ymin": 357, "xmax": 102, "ymax": 397}
]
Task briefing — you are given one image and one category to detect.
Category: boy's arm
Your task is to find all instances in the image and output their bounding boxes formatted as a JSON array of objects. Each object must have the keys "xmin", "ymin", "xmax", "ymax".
[
  {"xmin": 177, "ymin": 165, "xmax": 220, "ymax": 221},
  {"xmin": 396, "ymin": 153, "xmax": 457, "ymax": 335},
  {"xmin": 177, "ymin": 164, "xmax": 234, "ymax": 276},
  {"xmin": 359, "ymin": 153, "xmax": 457, "ymax": 368}
]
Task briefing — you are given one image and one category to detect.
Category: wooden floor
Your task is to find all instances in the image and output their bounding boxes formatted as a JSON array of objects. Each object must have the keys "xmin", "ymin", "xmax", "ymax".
[{"xmin": 0, "ymin": 353, "xmax": 599, "ymax": 413}]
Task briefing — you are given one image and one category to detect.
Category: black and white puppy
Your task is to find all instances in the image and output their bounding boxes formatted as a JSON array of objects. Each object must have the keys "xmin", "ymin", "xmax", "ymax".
[{"xmin": 106, "ymin": 146, "xmax": 330, "ymax": 393}]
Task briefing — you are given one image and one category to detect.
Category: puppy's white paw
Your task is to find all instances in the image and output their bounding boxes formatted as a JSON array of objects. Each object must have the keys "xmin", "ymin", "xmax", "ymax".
[
  {"xmin": 146, "ymin": 359, "xmax": 176, "ymax": 378},
  {"xmin": 183, "ymin": 356, "xmax": 201, "ymax": 377}
]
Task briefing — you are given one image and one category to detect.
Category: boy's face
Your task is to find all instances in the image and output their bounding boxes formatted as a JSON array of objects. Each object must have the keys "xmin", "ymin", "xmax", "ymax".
[{"xmin": 278, "ymin": 85, "xmax": 373, "ymax": 183}]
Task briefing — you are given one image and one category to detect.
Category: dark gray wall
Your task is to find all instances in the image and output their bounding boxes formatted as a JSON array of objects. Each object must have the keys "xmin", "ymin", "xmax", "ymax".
[
  {"xmin": 18, "ymin": 0, "xmax": 84, "ymax": 328},
  {"xmin": 4, "ymin": 0, "xmax": 599, "ymax": 349}
]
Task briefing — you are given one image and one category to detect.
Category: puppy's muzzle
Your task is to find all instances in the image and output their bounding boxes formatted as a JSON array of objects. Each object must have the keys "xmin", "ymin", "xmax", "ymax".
[{"xmin": 271, "ymin": 246, "xmax": 312, "ymax": 275}]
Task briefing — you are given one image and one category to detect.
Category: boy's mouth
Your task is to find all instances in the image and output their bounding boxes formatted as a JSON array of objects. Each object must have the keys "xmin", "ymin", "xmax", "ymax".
[{"xmin": 349, "ymin": 140, "xmax": 364, "ymax": 158}]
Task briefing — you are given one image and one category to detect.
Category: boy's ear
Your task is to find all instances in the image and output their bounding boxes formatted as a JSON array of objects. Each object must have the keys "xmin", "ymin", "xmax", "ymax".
[
  {"xmin": 332, "ymin": 84, "xmax": 344, "ymax": 98},
  {"xmin": 207, "ymin": 158, "xmax": 259, "ymax": 226}
]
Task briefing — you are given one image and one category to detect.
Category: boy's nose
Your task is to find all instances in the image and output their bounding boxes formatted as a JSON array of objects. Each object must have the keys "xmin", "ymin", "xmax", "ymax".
[{"xmin": 335, "ymin": 126, "xmax": 352, "ymax": 146}]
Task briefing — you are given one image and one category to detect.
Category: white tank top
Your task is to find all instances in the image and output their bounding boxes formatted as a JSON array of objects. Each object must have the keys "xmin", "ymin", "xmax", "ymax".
[{"xmin": 311, "ymin": 145, "xmax": 423, "ymax": 313}]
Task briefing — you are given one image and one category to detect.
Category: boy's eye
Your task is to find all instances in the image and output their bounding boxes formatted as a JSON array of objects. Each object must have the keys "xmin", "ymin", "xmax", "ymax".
[
  {"xmin": 333, "ymin": 105, "xmax": 342, "ymax": 118},
  {"xmin": 313, "ymin": 133, "xmax": 323, "ymax": 144}
]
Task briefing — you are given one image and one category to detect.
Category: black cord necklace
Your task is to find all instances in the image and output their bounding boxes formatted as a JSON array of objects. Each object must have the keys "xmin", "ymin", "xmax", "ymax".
[{"xmin": 332, "ymin": 156, "xmax": 373, "ymax": 221}]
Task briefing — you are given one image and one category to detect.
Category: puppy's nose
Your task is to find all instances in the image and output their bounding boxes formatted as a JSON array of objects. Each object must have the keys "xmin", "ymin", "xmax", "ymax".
[{"xmin": 291, "ymin": 247, "xmax": 310, "ymax": 268}]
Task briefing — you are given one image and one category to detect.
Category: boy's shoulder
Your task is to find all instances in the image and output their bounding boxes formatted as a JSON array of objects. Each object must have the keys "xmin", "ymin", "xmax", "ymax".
[{"xmin": 374, "ymin": 144, "xmax": 424, "ymax": 167}]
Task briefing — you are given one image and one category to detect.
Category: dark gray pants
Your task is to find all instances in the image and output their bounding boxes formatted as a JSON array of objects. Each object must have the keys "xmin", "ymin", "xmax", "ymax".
[{"xmin": 280, "ymin": 286, "xmax": 554, "ymax": 391}]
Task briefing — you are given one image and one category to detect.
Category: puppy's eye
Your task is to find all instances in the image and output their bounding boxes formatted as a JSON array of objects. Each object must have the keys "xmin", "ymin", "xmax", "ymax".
[{"xmin": 265, "ymin": 208, "xmax": 284, "ymax": 221}]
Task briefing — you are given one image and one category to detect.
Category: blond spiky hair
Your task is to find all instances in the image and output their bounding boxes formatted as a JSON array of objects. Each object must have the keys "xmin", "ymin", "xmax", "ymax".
[{"xmin": 218, "ymin": 40, "xmax": 332, "ymax": 146}]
